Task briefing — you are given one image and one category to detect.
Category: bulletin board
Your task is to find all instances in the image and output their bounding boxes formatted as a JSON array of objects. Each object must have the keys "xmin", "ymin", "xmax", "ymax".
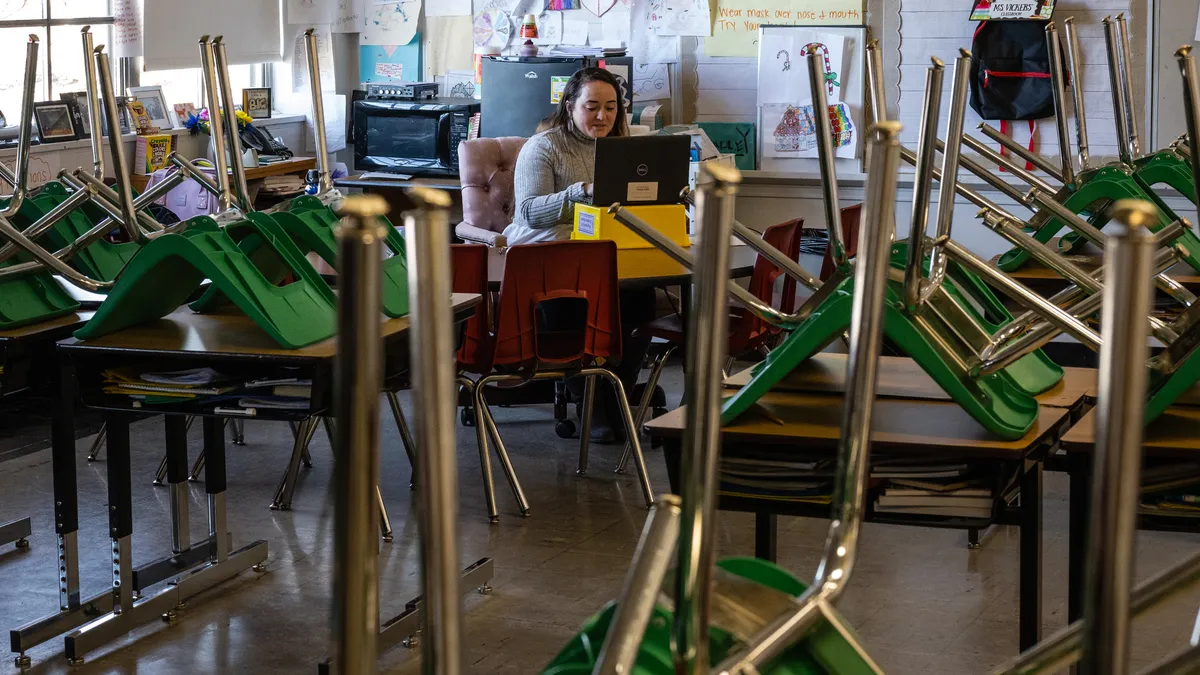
[{"xmin": 755, "ymin": 24, "xmax": 865, "ymax": 174}]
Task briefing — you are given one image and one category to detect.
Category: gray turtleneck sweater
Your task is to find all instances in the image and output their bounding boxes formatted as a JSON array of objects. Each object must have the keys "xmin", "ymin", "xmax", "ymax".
[{"xmin": 503, "ymin": 127, "xmax": 595, "ymax": 246}]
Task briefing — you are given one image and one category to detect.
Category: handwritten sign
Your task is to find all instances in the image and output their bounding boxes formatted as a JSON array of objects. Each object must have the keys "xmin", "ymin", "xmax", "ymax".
[
  {"xmin": 113, "ymin": 0, "xmax": 143, "ymax": 58},
  {"xmin": 698, "ymin": 122, "xmax": 756, "ymax": 170},
  {"xmin": 705, "ymin": 0, "xmax": 862, "ymax": 57}
]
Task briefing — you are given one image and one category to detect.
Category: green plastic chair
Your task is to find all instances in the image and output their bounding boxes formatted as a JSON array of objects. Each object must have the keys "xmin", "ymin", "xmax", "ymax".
[
  {"xmin": 74, "ymin": 215, "xmax": 337, "ymax": 349},
  {"xmin": 0, "ymin": 265, "xmax": 80, "ymax": 329},
  {"xmin": 11, "ymin": 183, "xmax": 139, "ymax": 283},
  {"xmin": 542, "ymin": 558, "xmax": 879, "ymax": 675}
]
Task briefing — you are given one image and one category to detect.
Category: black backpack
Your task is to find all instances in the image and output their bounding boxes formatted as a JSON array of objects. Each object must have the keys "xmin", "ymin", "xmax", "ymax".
[{"xmin": 969, "ymin": 19, "xmax": 1055, "ymax": 120}]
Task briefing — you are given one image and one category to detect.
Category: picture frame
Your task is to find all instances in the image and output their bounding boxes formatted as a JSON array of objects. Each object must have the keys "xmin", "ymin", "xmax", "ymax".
[
  {"xmin": 242, "ymin": 87, "xmax": 272, "ymax": 120},
  {"xmin": 173, "ymin": 102, "xmax": 197, "ymax": 124},
  {"xmin": 127, "ymin": 85, "xmax": 173, "ymax": 129},
  {"xmin": 58, "ymin": 91, "xmax": 91, "ymax": 138},
  {"xmin": 32, "ymin": 101, "xmax": 79, "ymax": 143}
]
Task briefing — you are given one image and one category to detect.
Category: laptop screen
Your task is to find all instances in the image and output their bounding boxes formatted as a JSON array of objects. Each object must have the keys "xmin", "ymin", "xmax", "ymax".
[{"xmin": 590, "ymin": 135, "xmax": 691, "ymax": 207}]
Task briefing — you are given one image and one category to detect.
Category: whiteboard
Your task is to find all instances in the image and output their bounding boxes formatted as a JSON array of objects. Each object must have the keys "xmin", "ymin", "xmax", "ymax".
[{"xmin": 755, "ymin": 25, "xmax": 866, "ymax": 175}]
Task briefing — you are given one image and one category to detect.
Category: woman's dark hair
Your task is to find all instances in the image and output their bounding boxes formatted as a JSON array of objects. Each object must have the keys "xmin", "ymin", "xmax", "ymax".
[{"xmin": 541, "ymin": 67, "xmax": 628, "ymax": 138}]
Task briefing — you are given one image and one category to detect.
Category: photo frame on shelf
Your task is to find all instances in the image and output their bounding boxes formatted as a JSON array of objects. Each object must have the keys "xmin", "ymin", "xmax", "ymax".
[
  {"xmin": 32, "ymin": 101, "xmax": 80, "ymax": 143},
  {"xmin": 58, "ymin": 91, "xmax": 91, "ymax": 138},
  {"xmin": 127, "ymin": 85, "xmax": 173, "ymax": 129},
  {"xmin": 242, "ymin": 87, "xmax": 272, "ymax": 119}
]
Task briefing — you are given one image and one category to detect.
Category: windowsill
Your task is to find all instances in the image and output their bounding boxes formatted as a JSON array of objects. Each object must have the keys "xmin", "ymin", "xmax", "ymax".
[{"xmin": 0, "ymin": 113, "xmax": 307, "ymax": 157}]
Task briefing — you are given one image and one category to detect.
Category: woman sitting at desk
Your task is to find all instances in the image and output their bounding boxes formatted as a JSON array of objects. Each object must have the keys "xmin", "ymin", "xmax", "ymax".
[{"xmin": 504, "ymin": 68, "xmax": 656, "ymax": 443}]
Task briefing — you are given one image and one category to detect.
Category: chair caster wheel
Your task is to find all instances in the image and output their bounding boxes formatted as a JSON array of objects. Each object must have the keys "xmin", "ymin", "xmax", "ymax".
[
  {"xmin": 488, "ymin": 516, "xmax": 500, "ymax": 524},
  {"xmin": 382, "ymin": 534, "xmax": 394, "ymax": 543},
  {"xmin": 461, "ymin": 408, "xmax": 475, "ymax": 426},
  {"xmin": 555, "ymin": 420, "xmax": 576, "ymax": 439}
]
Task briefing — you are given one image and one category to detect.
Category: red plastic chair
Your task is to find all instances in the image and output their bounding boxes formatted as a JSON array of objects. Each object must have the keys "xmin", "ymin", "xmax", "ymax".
[
  {"xmin": 473, "ymin": 240, "xmax": 655, "ymax": 511},
  {"xmin": 820, "ymin": 204, "xmax": 862, "ymax": 281}
]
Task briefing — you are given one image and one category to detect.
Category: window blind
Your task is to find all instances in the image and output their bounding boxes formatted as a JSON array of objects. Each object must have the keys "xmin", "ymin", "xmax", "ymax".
[{"xmin": 143, "ymin": 0, "xmax": 282, "ymax": 72}]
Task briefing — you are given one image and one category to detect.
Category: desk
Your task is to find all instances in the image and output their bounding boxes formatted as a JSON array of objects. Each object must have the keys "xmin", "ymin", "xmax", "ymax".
[
  {"xmin": 724, "ymin": 354, "xmax": 1095, "ymax": 414},
  {"xmin": 10, "ymin": 295, "xmax": 485, "ymax": 667},
  {"xmin": 647, "ymin": 391, "xmax": 1071, "ymax": 651},
  {"xmin": 335, "ymin": 175, "xmax": 464, "ymax": 226},
  {"xmin": 1060, "ymin": 404, "xmax": 1200, "ymax": 626},
  {"xmin": 130, "ymin": 157, "xmax": 318, "ymax": 207},
  {"xmin": 0, "ymin": 311, "xmax": 94, "ymax": 397}
]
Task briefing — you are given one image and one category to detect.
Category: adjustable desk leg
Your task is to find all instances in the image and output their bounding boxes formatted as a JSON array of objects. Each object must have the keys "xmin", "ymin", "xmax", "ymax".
[
  {"xmin": 165, "ymin": 416, "xmax": 190, "ymax": 555},
  {"xmin": 1019, "ymin": 458, "xmax": 1043, "ymax": 651},
  {"xmin": 204, "ymin": 417, "xmax": 230, "ymax": 564},
  {"xmin": 1067, "ymin": 451, "xmax": 1090, "ymax": 626}
]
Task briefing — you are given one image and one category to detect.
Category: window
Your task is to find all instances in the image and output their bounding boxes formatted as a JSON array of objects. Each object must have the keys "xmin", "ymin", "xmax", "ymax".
[
  {"xmin": 140, "ymin": 64, "xmax": 265, "ymax": 115},
  {"xmin": 0, "ymin": 0, "xmax": 113, "ymax": 126}
]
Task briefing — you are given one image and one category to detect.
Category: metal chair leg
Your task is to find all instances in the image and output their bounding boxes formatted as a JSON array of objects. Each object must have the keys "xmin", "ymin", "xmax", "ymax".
[
  {"xmin": 271, "ymin": 417, "xmax": 318, "ymax": 510},
  {"xmin": 617, "ymin": 347, "xmax": 673, "ymax": 474},
  {"xmin": 152, "ymin": 453, "xmax": 169, "ymax": 485},
  {"xmin": 85, "ymin": 423, "xmax": 106, "ymax": 461},
  {"xmin": 577, "ymin": 375, "xmax": 597, "ymax": 475},
  {"xmin": 596, "ymin": 369, "xmax": 655, "ymax": 508},
  {"xmin": 464, "ymin": 378, "xmax": 500, "ymax": 523},
  {"xmin": 323, "ymin": 417, "xmax": 393, "ymax": 542},
  {"xmin": 187, "ymin": 448, "xmax": 207, "ymax": 482},
  {"xmin": 385, "ymin": 390, "xmax": 418, "ymax": 488},
  {"xmin": 289, "ymin": 421, "xmax": 314, "ymax": 467},
  {"xmin": 230, "ymin": 418, "xmax": 245, "ymax": 445},
  {"xmin": 475, "ymin": 377, "xmax": 531, "ymax": 517}
]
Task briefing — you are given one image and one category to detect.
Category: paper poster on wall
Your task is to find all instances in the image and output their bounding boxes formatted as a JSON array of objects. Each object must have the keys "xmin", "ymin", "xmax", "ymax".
[
  {"xmin": 707, "ymin": 0, "xmax": 862, "ymax": 57},
  {"xmin": 534, "ymin": 10, "xmax": 563, "ymax": 43},
  {"xmin": 605, "ymin": 64, "xmax": 634, "ymax": 109},
  {"xmin": 761, "ymin": 101, "xmax": 855, "ymax": 158},
  {"xmin": 757, "ymin": 31, "xmax": 844, "ymax": 104},
  {"xmin": 546, "ymin": 0, "xmax": 580, "ymax": 9},
  {"xmin": 633, "ymin": 63, "xmax": 670, "ymax": 100},
  {"xmin": 600, "ymin": 8, "xmax": 631, "ymax": 47},
  {"xmin": 444, "ymin": 70, "xmax": 478, "ymax": 97},
  {"xmin": 361, "ymin": 0, "xmax": 420, "ymax": 45},
  {"xmin": 335, "ymin": 0, "xmax": 364, "ymax": 32},
  {"xmin": 428, "ymin": 0, "xmax": 472, "ymax": 14},
  {"xmin": 629, "ymin": 0, "xmax": 678, "ymax": 64},
  {"xmin": 424, "ymin": 15, "xmax": 475, "ymax": 79},
  {"xmin": 288, "ymin": 25, "xmax": 336, "ymax": 93},
  {"xmin": 561, "ymin": 18, "xmax": 589, "ymax": 44},
  {"xmin": 113, "ymin": 0, "xmax": 143, "ymax": 58},
  {"xmin": 359, "ymin": 42, "xmax": 421, "ymax": 83},
  {"xmin": 288, "ymin": 0, "xmax": 335, "ymax": 24},
  {"xmin": 697, "ymin": 122, "xmax": 756, "ymax": 170},
  {"xmin": 656, "ymin": 0, "xmax": 711, "ymax": 37},
  {"xmin": 473, "ymin": 9, "xmax": 513, "ymax": 48}
]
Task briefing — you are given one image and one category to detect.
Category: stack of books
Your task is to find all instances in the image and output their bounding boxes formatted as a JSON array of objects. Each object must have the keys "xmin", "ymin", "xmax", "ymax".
[
  {"xmin": 719, "ymin": 456, "xmax": 833, "ymax": 504},
  {"xmin": 872, "ymin": 459, "xmax": 995, "ymax": 519},
  {"xmin": 103, "ymin": 367, "xmax": 240, "ymax": 404},
  {"xmin": 1140, "ymin": 462, "xmax": 1200, "ymax": 518}
]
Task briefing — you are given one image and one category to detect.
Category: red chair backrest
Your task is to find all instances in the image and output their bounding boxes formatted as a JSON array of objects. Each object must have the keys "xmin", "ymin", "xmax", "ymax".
[
  {"xmin": 451, "ymin": 244, "xmax": 494, "ymax": 374},
  {"xmin": 730, "ymin": 218, "xmax": 803, "ymax": 354},
  {"xmin": 491, "ymin": 240, "xmax": 621, "ymax": 372},
  {"xmin": 820, "ymin": 204, "xmax": 863, "ymax": 281}
]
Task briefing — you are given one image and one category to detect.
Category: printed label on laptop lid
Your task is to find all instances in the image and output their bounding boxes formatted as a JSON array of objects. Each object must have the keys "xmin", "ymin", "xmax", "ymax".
[
  {"xmin": 578, "ymin": 211, "xmax": 595, "ymax": 236},
  {"xmin": 627, "ymin": 182, "xmax": 658, "ymax": 202}
]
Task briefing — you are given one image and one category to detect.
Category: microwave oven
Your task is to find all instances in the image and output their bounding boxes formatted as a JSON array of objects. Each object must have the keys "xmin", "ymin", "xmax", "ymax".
[{"xmin": 353, "ymin": 98, "xmax": 480, "ymax": 177}]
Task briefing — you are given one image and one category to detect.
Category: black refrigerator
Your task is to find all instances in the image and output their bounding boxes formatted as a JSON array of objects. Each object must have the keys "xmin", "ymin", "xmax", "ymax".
[{"xmin": 480, "ymin": 55, "xmax": 634, "ymax": 138}]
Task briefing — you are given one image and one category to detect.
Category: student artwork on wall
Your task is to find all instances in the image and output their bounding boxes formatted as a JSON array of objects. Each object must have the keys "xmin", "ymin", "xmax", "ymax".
[
  {"xmin": 533, "ymin": 10, "xmax": 563, "ymax": 43},
  {"xmin": 758, "ymin": 30, "xmax": 845, "ymax": 105},
  {"xmin": 633, "ymin": 63, "xmax": 669, "ymax": 101},
  {"xmin": 629, "ymin": 0, "xmax": 678, "ymax": 64},
  {"xmin": 656, "ymin": 0, "xmax": 711, "ymax": 36},
  {"xmin": 761, "ymin": 102, "xmax": 855, "ymax": 159},
  {"xmin": 361, "ymin": 0, "xmax": 420, "ymax": 46},
  {"xmin": 546, "ymin": 0, "xmax": 581, "ymax": 9},
  {"xmin": 473, "ymin": 9, "xmax": 513, "ymax": 48},
  {"xmin": 581, "ymin": 0, "xmax": 617, "ymax": 16}
]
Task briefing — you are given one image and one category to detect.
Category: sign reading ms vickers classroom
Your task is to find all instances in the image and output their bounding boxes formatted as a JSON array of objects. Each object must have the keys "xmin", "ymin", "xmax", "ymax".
[{"xmin": 706, "ymin": 0, "xmax": 864, "ymax": 57}]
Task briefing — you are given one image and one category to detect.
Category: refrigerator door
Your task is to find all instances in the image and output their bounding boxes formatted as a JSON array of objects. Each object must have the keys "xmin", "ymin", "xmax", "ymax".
[{"xmin": 481, "ymin": 57, "xmax": 584, "ymax": 138}]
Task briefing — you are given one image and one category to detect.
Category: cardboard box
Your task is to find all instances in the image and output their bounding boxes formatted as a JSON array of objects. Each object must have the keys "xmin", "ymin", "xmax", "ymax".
[{"xmin": 571, "ymin": 204, "xmax": 689, "ymax": 250}]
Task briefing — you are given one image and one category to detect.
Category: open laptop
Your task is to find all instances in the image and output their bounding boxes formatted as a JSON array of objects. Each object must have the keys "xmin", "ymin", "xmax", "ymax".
[{"xmin": 587, "ymin": 135, "xmax": 691, "ymax": 207}]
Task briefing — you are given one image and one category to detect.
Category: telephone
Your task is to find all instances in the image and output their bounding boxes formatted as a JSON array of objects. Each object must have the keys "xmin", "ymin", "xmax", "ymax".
[{"xmin": 239, "ymin": 124, "xmax": 293, "ymax": 159}]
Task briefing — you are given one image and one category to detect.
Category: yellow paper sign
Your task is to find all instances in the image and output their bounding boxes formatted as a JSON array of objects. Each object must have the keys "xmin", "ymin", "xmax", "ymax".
[{"xmin": 706, "ymin": 0, "xmax": 864, "ymax": 57}]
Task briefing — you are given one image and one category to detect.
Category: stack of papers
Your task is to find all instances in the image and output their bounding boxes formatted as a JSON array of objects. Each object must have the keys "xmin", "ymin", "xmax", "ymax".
[
  {"xmin": 719, "ymin": 455, "xmax": 833, "ymax": 504},
  {"xmin": 871, "ymin": 459, "xmax": 993, "ymax": 519},
  {"xmin": 104, "ymin": 367, "xmax": 240, "ymax": 403}
]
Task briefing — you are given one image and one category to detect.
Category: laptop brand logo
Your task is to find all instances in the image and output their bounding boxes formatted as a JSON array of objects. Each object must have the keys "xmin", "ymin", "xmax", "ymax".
[
  {"xmin": 636, "ymin": 163, "xmax": 649, "ymax": 176},
  {"xmin": 524, "ymin": 71, "xmax": 538, "ymax": 79}
]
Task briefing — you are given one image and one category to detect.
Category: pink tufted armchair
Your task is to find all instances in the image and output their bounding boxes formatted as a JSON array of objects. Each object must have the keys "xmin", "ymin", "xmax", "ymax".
[{"xmin": 455, "ymin": 137, "xmax": 528, "ymax": 247}]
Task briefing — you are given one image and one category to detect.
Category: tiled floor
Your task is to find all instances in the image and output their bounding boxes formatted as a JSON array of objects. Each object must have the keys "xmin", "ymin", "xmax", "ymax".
[{"xmin": 0, "ymin": 366, "xmax": 1198, "ymax": 674}]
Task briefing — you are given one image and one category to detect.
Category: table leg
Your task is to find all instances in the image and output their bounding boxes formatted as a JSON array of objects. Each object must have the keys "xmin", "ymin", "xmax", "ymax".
[
  {"xmin": 165, "ymin": 416, "xmax": 190, "ymax": 555},
  {"xmin": 0, "ymin": 517, "xmax": 31, "ymax": 549},
  {"xmin": 1019, "ymin": 458, "xmax": 1043, "ymax": 652},
  {"xmin": 204, "ymin": 417, "xmax": 230, "ymax": 564},
  {"xmin": 755, "ymin": 512, "xmax": 778, "ymax": 563},
  {"xmin": 1067, "ymin": 451, "xmax": 1090, "ymax": 625}
]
